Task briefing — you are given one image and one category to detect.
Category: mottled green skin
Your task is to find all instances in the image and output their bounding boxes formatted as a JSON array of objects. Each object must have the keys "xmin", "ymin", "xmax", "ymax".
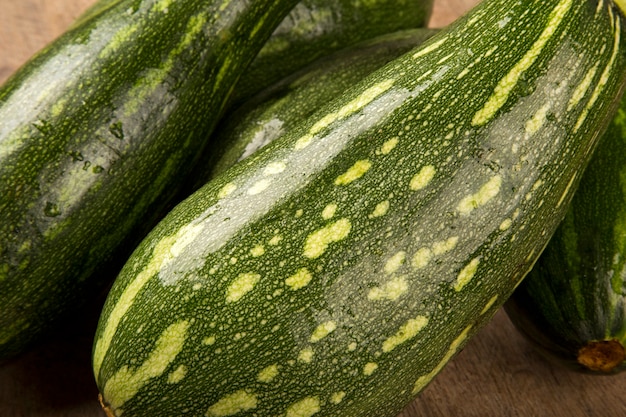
[
  {"xmin": 188, "ymin": 28, "xmax": 438, "ymax": 192},
  {"xmin": 506, "ymin": 95, "xmax": 626, "ymax": 373},
  {"xmin": 229, "ymin": 0, "xmax": 435, "ymax": 106},
  {"xmin": 0, "ymin": 0, "xmax": 299, "ymax": 360},
  {"xmin": 94, "ymin": 1, "xmax": 626, "ymax": 416}
]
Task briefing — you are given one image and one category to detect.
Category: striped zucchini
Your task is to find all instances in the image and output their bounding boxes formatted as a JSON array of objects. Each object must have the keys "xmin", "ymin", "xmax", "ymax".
[
  {"xmin": 189, "ymin": 28, "xmax": 438, "ymax": 192},
  {"xmin": 0, "ymin": 0, "xmax": 299, "ymax": 360},
  {"xmin": 229, "ymin": 0, "xmax": 435, "ymax": 106},
  {"xmin": 93, "ymin": 1, "xmax": 626, "ymax": 416},
  {"xmin": 505, "ymin": 84, "xmax": 626, "ymax": 374}
]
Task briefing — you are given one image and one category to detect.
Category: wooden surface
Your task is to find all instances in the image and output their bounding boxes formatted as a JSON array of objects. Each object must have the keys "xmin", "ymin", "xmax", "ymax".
[{"xmin": 2, "ymin": 0, "xmax": 626, "ymax": 416}]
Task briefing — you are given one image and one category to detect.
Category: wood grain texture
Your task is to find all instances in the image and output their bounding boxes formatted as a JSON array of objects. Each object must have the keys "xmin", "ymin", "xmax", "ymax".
[{"xmin": 2, "ymin": 1, "xmax": 626, "ymax": 416}]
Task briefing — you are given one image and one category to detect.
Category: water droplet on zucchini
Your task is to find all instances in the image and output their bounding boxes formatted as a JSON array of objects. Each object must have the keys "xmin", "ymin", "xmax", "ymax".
[{"xmin": 43, "ymin": 202, "xmax": 61, "ymax": 217}]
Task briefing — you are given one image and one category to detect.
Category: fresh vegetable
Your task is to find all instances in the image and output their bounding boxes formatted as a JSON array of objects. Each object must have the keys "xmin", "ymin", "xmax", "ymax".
[
  {"xmin": 505, "ymin": 92, "xmax": 626, "ymax": 374},
  {"xmin": 229, "ymin": 0, "xmax": 435, "ymax": 106},
  {"xmin": 0, "ymin": 0, "xmax": 299, "ymax": 360},
  {"xmin": 93, "ymin": 1, "xmax": 626, "ymax": 416},
  {"xmin": 189, "ymin": 28, "xmax": 438, "ymax": 192}
]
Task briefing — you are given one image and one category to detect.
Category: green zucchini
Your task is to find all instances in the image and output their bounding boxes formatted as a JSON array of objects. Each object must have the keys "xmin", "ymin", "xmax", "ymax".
[
  {"xmin": 0, "ymin": 0, "xmax": 300, "ymax": 360},
  {"xmin": 189, "ymin": 28, "xmax": 438, "ymax": 192},
  {"xmin": 505, "ymin": 83, "xmax": 626, "ymax": 374},
  {"xmin": 93, "ymin": 1, "xmax": 626, "ymax": 416},
  {"xmin": 229, "ymin": 0, "xmax": 435, "ymax": 106},
  {"xmin": 73, "ymin": 0, "xmax": 435, "ymax": 108}
]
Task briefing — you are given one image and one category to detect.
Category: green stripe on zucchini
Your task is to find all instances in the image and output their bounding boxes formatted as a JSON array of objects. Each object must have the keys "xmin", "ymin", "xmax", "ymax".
[
  {"xmin": 94, "ymin": 0, "xmax": 626, "ymax": 416},
  {"xmin": 0, "ymin": 0, "xmax": 300, "ymax": 360}
]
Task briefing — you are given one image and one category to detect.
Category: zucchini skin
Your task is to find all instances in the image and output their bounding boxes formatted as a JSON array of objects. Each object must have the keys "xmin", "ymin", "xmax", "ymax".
[
  {"xmin": 94, "ymin": 1, "xmax": 626, "ymax": 416},
  {"xmin": 230, "ymin": 0, "xmax": 435, "ymax": 106},
  {"xmin": 0, "ymin": 0, "xmax": 299, "ymax": 360},
  {"xmin": 189, "ymin": 28, "xmax": 438, "ymax": 192},
  {"xmin": 505, "ymin": 87, "xmax": 626, "ymax": 374}
]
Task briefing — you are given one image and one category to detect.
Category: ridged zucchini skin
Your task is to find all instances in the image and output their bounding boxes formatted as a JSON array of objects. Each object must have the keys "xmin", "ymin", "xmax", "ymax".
[
  {"xmin": 0, "ymin": 0, "xmax": 299, "ymax": 360},
  {"xmin": 229, "ymin": 0, "xmax": 435, "ymax": 106},
  {"xmin": 190, "ymin": 28, "xmax": 438, "ymax": 191},
  {"xmin": 505, "ymin": 90, "xmax": 626, "ymax": 374},
  {"xmin": 94, "ymin": 1, "xmax": 626, "ymax": 416}
]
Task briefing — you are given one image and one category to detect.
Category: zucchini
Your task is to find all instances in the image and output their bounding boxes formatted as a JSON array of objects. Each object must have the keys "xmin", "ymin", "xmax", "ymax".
[
  {"xmin": 189, "ymin": 28, "xmax": 438, "ymax": 192},
  {"xmin": 505, "ymin": 86, "xmax": 626, "ymax": 374},
  {"xmin": 93, "ymin": 1, "xmax": 626, "ymax": 416},
  {"xmin": 229, "ymin": 0, "xmax": 435, "ymax": 106},
  {"xmin": 0, "ymin": 0, "xmax": 299, "ymax": 360}
]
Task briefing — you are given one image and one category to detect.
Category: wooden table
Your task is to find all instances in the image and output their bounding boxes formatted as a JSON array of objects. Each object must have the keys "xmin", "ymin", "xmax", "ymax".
[{"xmin": 2, "ymin": 1, "xmax": 626, "ymax": 416}]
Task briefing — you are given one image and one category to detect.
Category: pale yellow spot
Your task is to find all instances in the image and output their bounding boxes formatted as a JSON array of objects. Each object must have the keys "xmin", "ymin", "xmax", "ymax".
[
  {"xmin": 167, "ymin": 365, "xmax": 187, "ymax": 384},
  {"xmin": 203, "ymin": 336, "xmax": 216, "ymax": 346},
  {"xmin": 303, "ymin": 218, "xmax": 351, "ymax": 259},
  {"xmin": 310, "ymin": 113, "xmax": 340, "ymax": 136},
  {"xmin": 310, "ymin": 321, "xmax": 337, "ymax": 343},
  {"xmin": 250, "ymin": 245, "xmax": 265, "ymax": 257},
  {"xmin": 412, "ymin": 325, "xmax": 473, "ymax": 394},
  {"xmin": 192, "ymin": 283, "xmax": 203, "ymax": 291},
  {"xmin": 269, "ymin": 234, "xmax": 283, "ymax": 246},
  {"xmin": 499, "ymin": 218, "xmax": 513, "ymax": 231},
  {"xmin": 410, "ymin": 166, "xmax": 436, "ymax": 191},
  {"xmin": 263, "ymin": 161, "xmax": 286, "ymax": 175},
  {"xmin": 457, "ymin": 175, "xmax": 502, "ymax": 216},
  {"xmin": 153, "ymin": 0, "xmax": 175, "ymax": 12},
  {"xmin": 382, "ymin": 316, "xmax": 429, "ymax": 353},
  {"xmin": 226, "ymin": 273, "xmax": 261, "ymax": 303},
  {"xmin": 218, "ymin": 182, "xmax": 237, "ymax": 199},
  {"xmin": 335, "ymin": 80, "xmax": 395, "ymax": 120},
  {"xmin": 285, "ymin": 397, "xmax": 321, "ymax": 417},
  {"xmin": 369, "ymin": 200, "xmax": 390, "ymax": 218},
  {"xmin": 368, "ymin": 276, "xmax": 408, "ymax": 301},
  {"xmin": 525, "ymin": 103, "xmax": 551, "ymax": 135},
  {"xmin": 295, "ymin": 134, "xmax": 314, "ymax": 150},
  {"xmin": 298, "ymin": 347, "xmax": 315, "ymax": 363},
  {"xmin": 295, "ymin": 209, "xmax": 304, "ymax": 218},
  {"xmin": 481, "ymin": 295, "xmax": 499, "ymax": 315},
  {"xmin": 335, "ymin": 160, "xmax": 372, "ymax": 186},
  {"xmin": 567, "ymin": 64, "xmax": 599, "ymax": 111},
  {"xmin": 472, "ymin": 0, "xmax": 574, "ymax": 126},
  {"xmin": 457, "ymin": 68, "xmax": 470, "ymax": 79},
  {"xmin": 258, "ymin": 364, "xmax": 279, "ymax": 383},
  {"xmin": 347, "ymin": 342, "xmax": 357, "ymax": 351},
  {"xmin": 99, "ymin": 24, "xmax": 140, "ymax": 58},
  {"xmin": 412, "ymin": 38, "xmax": 447, "ymax": 59},
  {"xmin": 285, "ymin": 268, "xmax": 313, "ymax": 290},
  {"xmin": 380, "ymin": 137, "xmax": 399, "ymax": 154},
  {"xmin": 295, "ymin": 80, "xmax": 394, "ymax": 150},
  {"xmin": 322, "ymin": 203, "xmax": 338, "ymax": 220},
  {"xmin": 412, "ymin": 247, "xmax": 432, "ymax": 269},
  {"xmin": 102, "ymin": 320, "xmax": 189, "ymax": 410},
  {"xmin": 432, "ymin": 236, "xmax": 459, "ymax": 256},
  {"xmin": 206, "ymin": 390, "xmax": 258, "ymax": 417},
  {"xmin": 384, "ymin": 251, "xmax": 406, "ymax": 274},
  {"xmin": 331, "ymin": 391, "xmax": 346, "ymax": 404},
  {"xmin": 363, "ymin": 362, "xmax": 378, "ymax": 376},
  {"xmin": 454, "ymin": 258, "xmax": 480, "ymax": 291},
  {"xmin": 248, "ymin": 179, "xmax": 271, "ymax": 195}
]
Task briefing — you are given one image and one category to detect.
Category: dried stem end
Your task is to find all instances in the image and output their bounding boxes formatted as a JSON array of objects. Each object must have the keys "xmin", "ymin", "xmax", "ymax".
[{"xmin": 577, "ymin": 339, "xmax": 626, "ymax": 373}]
